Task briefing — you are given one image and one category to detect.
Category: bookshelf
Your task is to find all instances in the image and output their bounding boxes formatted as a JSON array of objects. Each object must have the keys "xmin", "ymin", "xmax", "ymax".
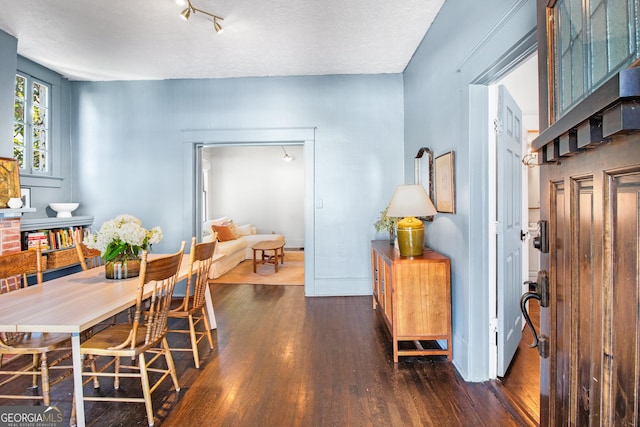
[
  {"xmin": 20, "ymin": 216, "xmax": 94, "ymax": 262},
  {"xmin": 0, "ymin": 216, "xmax": 96, "ymax": 281}
]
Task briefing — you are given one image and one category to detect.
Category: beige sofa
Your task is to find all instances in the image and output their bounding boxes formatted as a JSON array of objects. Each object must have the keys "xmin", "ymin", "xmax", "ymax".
[{"xmin": 202, "ymin": 217, "xmax": 285, "ymax": 279}]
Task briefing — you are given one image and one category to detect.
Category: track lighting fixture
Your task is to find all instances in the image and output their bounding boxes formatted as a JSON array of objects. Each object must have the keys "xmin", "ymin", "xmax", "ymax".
[
  {"xmin": 180, "ymin": 0, "xmax": 224, "ymax": 32},
  {"xmin": 214, "ymin": 17, "xmax": 223, "ymax": 33}
]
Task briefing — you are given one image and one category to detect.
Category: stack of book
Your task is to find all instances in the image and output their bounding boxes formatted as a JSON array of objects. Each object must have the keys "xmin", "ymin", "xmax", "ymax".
[
  {"xmin": 23, "ymin": 226, "xmax": 84, "ymax": 251},
  {"xmin": 26, "ymin": 231, "xmax": 49, "ymax": 250}
]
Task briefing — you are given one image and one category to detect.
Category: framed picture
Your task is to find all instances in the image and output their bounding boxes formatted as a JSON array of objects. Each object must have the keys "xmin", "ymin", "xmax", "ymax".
[
  {"xmin": 0, "ymin": 157, "xmax": 21, "ymax": 208},
  {"xmin": 435, "ymin": 151, "xmax": 456, "ymax": 213},
  {"xmin": 414, "ymin": 147, "xmax": 434, "ymax": 221},
  {"xmin": 21, "ymin": 187, "xmax": 31, "ymax": 209}
]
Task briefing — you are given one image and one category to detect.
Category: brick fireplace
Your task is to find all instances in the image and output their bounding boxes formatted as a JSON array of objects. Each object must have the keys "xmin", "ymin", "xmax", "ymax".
[{"xmin": 0, "ymin": 217, "xmax": 22, "ymax": 255}]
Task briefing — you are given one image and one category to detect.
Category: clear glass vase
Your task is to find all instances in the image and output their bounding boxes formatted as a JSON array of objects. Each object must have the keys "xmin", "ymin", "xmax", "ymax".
[{"xmin": 105, "ymin": 258, "xmax": 141, "ymax": 279}]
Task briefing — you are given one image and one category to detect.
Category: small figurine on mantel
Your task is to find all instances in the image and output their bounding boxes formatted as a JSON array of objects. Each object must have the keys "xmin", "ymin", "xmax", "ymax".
[{"xmin": 7, "ymin": 197, "xmax": 23, "ymax": 209}]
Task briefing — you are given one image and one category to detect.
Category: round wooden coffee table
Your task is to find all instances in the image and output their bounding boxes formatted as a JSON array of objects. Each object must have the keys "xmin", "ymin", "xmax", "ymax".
[{"xmin": 252, "ymin": 240, "xmax": 285, "ymax": 273}]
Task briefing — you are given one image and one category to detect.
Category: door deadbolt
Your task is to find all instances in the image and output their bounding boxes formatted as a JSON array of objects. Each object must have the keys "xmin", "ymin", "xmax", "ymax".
[{"xmin": 532, "ymin": 220, "xmax": 549, "ymax": 253}]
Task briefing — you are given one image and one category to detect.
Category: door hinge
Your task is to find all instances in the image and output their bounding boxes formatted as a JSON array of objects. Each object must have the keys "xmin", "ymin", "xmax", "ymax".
[
  {"xmin": 493, "ymin": 118, "xmax": 503, "ymax": 134},
  {"xmin": 491, "ymin": 221, "xmax": 503, "ymax": 235},
  {"xmin": 489, "ymin": 317, "xmax": 499, "ymax": 333}
]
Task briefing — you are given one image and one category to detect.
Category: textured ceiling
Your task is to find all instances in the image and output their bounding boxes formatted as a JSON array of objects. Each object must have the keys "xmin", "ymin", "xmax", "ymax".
[{"xmin": 0, "ymin": 0, "xmax": 445, "ymax": 81}]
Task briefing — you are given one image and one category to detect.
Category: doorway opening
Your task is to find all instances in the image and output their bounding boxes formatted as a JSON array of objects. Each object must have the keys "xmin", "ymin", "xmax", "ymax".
[
  {"xmin": 487, "ymin": 53, "xmax": 540, "ymax": 422},
  {"xmin": 182, "ymin": 127, "xmax": 316, "ymax": 296},
  {"xmin": 200, "ymin": 144, "xmax": 305, "ymax": 250}
]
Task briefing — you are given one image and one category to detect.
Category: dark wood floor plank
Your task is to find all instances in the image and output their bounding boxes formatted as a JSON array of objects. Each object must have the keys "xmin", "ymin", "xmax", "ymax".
[
  {"xmin": 0, "ymin": 283, "xmax": 528, "ymax": 426},
  {"xmin": 491, "ymin": 303, "xmax": 540, "ymax": 426}
]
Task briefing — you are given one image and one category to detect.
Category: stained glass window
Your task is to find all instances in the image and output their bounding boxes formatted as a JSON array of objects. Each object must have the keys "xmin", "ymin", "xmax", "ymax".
[{"xmin": 552, "ymin": 0, "xmax": 639, "ymax": 120}]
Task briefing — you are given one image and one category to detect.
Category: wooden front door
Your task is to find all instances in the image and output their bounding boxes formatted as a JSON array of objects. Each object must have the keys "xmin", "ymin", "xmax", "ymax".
[
  {"xmin": 533, "ymin": 1, "xmax": 640, "ymax": 422},
  {"xmin": 538, "ymin": 132, "xmax": 640, "ymax": 424}
]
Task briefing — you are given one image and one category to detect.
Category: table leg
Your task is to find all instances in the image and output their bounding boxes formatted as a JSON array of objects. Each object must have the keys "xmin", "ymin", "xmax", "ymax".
[
  {"xmin": 204, "ymin": 284, "xmax": 217, "ymax": 329},
  {"xmin": 71, "ymin": 332, "xmax": 85, "ymax": 427},
  {"xmin": 253, "ymin": 248, "xmax": 258, "ymax": 273},
  {"xmin": 274, "ymin": 250, "xmax": 278, "ymax": 273}
]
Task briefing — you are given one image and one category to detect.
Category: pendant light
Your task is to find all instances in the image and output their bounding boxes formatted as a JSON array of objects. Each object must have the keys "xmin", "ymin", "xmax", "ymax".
[{"xmin": 282, "ymin": 146, "xmax": 293, "ymax": 162}]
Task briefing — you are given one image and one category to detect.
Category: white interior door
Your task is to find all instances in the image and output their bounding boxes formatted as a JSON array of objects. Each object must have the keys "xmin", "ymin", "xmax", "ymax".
[{"xmin": 496, "ymin": 84, "xmax": 523, "ymax": 376}]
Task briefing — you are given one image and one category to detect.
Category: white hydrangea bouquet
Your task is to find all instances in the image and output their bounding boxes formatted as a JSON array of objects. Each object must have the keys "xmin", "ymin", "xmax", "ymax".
[{"xmin": 84, "ymin": 214, "xmax": 163, "ymax": 263}]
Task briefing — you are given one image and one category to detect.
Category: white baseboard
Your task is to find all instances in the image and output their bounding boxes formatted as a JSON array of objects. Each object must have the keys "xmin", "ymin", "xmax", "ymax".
[{"xmin": 285, "ymin": 239, "xmax": 304, "ymax": 249}]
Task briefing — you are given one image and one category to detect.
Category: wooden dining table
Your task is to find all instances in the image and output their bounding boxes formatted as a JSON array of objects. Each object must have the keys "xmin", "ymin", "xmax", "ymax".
[{"xmin": 0, "ymin": 253, "xmax": 216, "ymax": 427}]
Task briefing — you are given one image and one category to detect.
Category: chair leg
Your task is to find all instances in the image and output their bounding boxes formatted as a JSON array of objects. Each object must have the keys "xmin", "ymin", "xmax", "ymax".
[
  {"xmin": 114, "ymin": 356, "xmax": 121, "ymax": 390},
  {"xmin": 162, "ymin": 338, "xmax": 180, "ymax": 391},
  {"xmin": 201, "ymin": 307, "xmax": 214, "ymax": 349},
  {"xmin": 138, "ymin": 353, "xmax": 154, "ymax": 427},
  {"xmin": 31, "ymin": 353, "xmax": 39, "ymax": 388},
  {"xmin": 188, "ymin": 315, "xmax": 200, "ymax": 369},
  {"xmin": 70, "ymin": 394, "xmax": 76, "ymax": 426},
  {"xmin": 87, "ymin": 355, "xmax": 100, "ymax": 389},
  {"xmin": 39, "ymin": 352, "xmax": 50, "ymax": 406}
]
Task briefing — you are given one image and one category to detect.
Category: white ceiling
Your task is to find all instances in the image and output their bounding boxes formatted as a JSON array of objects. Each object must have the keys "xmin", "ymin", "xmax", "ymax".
[{"xmin": 0, "ymin": 0, "xmax": 445, "ymax": 82}]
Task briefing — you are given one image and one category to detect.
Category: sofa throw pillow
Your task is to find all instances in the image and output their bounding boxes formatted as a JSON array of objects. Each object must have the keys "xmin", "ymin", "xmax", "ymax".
[
  {"xmin": 237, "ymin": 223, "xmax": 253, "ymax": 236},
  {"xmin": 227, "ymin": 221, "xmax": 243, "ymax": 239},
  {"xmin": 202, "ymin": 217, "xmax": 229, "ymax": 236},
  {"xmin": 212, "ymin": 224, "xmax": 236, "ymax": 242}
]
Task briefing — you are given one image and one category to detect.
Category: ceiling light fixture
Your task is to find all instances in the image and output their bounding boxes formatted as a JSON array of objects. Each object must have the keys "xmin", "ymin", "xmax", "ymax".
[
  {"xmin": 281, "ymin": 146, "xmax": 293, "ymax": 162},
  {"xmin": 213, "ymin": 17, "xmax": 223, "ymax": 33},
  {"xmin": 180, "ymin": 0, "xmax": 224, "ymax": 32}
]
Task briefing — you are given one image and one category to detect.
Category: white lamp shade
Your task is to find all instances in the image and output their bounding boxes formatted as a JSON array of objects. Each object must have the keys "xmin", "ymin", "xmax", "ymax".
[{"xmin": 386, "ymin": 185, "xmax": 437, "ymax": 217}]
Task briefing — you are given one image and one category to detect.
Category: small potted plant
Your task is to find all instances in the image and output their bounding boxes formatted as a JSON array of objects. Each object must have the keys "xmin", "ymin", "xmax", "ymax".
[{"xmin": 374, "ymin": 206, "xmax": 399, "ymax": 245}]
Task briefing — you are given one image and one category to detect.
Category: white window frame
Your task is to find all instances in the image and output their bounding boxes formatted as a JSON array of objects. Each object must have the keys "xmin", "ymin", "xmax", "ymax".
[{"xmin": 13, "ymin": 72, "xmax": 51, "ymax": 174}]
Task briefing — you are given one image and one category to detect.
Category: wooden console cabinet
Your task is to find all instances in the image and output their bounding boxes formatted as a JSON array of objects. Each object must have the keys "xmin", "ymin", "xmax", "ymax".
[{"xmin": 371, "ymin": 240, "xmax": 452, "ymax": 362}]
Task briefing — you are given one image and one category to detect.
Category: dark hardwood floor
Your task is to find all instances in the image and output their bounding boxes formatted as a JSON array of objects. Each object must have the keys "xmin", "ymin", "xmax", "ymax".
[
  {"xmin": 490, "ymin": 303, "xmax": 540, "ymax": 426},
  {"xmin": 0, "ymin": 284, "xmax": 533, "ymax": 426}
]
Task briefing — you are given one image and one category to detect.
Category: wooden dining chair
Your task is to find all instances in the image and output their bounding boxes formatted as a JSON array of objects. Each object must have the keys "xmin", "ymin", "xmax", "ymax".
[
  {"xmin": 73, "ymin": 228, "xmax": 103, "ymax": 270},
  {"xmin": 76, "ymin": 242, "xmax": 186, "ymax": 427},
  {"xmin": 166, "ymin": 237, "xmax": 216, "ymax": 368},
  {"xmin": 0, "ymin": 247, "xmax": 71, "ymax": 406},
  {"xmin": 0, "ymin": 248, "xmax": 43, "ymax": 293},
  {"xmin": 72, "ymin": 228, "xmax": 127, "ymax": 333},
  {"xmin": 38, "ymin": 228, "xmax": 100, "ymax": 276},
  {"xmin": 38, "ymin": 229, "xmax": 88, "ymax": 274}
]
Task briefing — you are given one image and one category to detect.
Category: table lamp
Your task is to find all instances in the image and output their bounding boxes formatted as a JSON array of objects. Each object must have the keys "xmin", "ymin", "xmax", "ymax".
[{"xmin": 386, "ymin": 185, "xmax": 437, "ymax": 257}]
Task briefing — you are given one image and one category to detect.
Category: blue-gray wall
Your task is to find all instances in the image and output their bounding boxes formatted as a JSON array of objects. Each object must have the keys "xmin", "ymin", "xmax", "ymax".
[
  {"xmin": 404, "ymin": 0, "xmax": 536, "ymax": 380},
  {"xmin": 71, "ymin": 75, "xmax": 405, "ymax": 296},
  {"xmin": 0, "ymin": 32, "xmax": 17, "ymax": 157}
]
